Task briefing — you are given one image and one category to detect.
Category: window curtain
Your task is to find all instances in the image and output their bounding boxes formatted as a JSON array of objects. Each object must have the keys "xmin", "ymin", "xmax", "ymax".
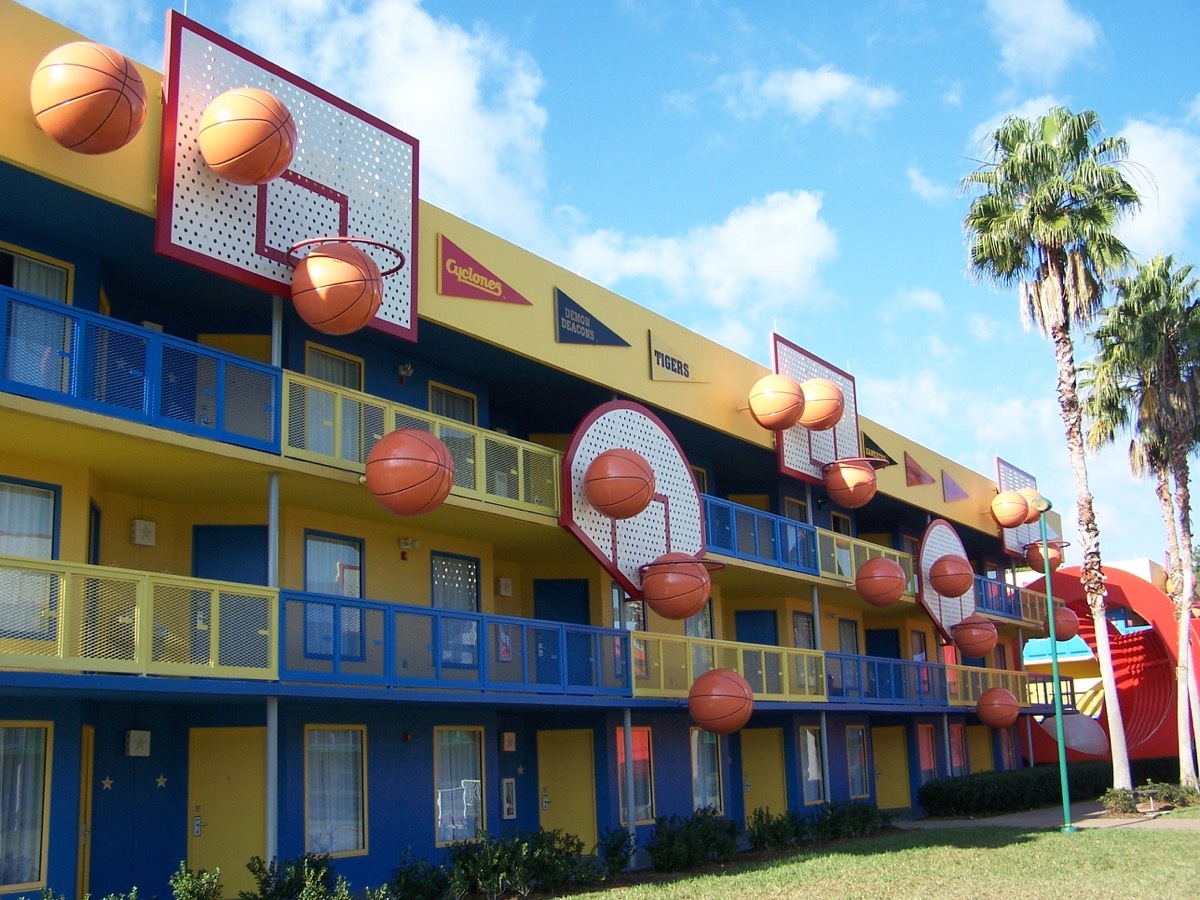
[
  {"xmin": 0, "ymin": 483, "xmax": 55, "ymax": 638},
  {"xmin": 436, "ymin": 730, "xmax": 482, "ymax": 842},
  {"xmin": 949, "ymin": 725, "xmax": 966, "ymax": 776},
  {"xmin": 616, "ymin": 728, "xmax": 653, "ymax": 823},
  {"xmin": 11, "ymin": 256, "xmax": 67, "ymax": 302},
  {"xmin": 847, "ymin": 728, "xmax": 868, "ymax": 796},
  {"xmin": 306, "ymin": 729, "xmax": 363, "ymax": 853},
  {"xmin": 307, "ymin": 349, "xmax": 360, "ymax": 388},
  {"xmin": 800, "ymin": 728, "xmax": 823, "ymax": 803},
  {"xmin": 431, "ymin": 555, "xmax": 478, "ymax": 611},
  {"xmin": 305, "ymin": 535, "xmax": 361, "ymax": 597},
  {"xmin": 0, "ymin": 726, "xmax": 48, "ymax": 888},
  {"xmin": 430, "ymin": 386, "xmax": 475, "ymax": 424},
  {"xmin": 918, "ymin": 727, "xmax": 936, "ymax": 784},
  {"xmin": 690, "ymin": 729, "xmax": 721, "ymax": 812}
]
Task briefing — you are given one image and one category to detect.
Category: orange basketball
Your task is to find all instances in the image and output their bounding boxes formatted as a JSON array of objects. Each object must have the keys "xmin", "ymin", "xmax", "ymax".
[
  {"xmin": 823, "ymin": 459, "xmax": 877, "ymax": 509},
  {"xmin": 855, "ymin": 556, "xmax": 907, "ymax": 607},
  {"xmin": 584, "ymin": 448, "xmax": 655, "ymax": 519},
  {"xmin": 747, "ymin": 374, "xmax": 804, "ymax": 431},
  {"xmin": 292, "ymin": 242, "xmax": 384, "ymax": 335},
  {"xmin": 952, "ymin": 613, "xmax": 997, "ymax": 657},
  {"xmin": 641, "ymin": 552, "xmax": 710, "ymax": 619},
  {"xmin": 1025, "ymin": 541, "xmax": 1064, "ymax": 573},
  {"xmin": 976, "ymin": 686, "xmax": 1020, "ymax": 729},
  {"xmin": 1048, "ymin": 606, "xmax": 1079, "ymax": 641},
  {"xmin": 30, "ymin": 41, "xmax": 147, "ymax": 154},
  {"xmin": 198, "ymin": 87, "xmax": 296, "ymax": 185},
  {"xmin": 364, "ymin": 429, "xmax": 454, "ymax": 516},
  {"xmin": 798, "ymin": 378, "xmax": 844, "ymax": 431},
  {"xmin": 1017, "ymin": 488, "xmax": 1043, "ymax": 524},
  {"xmin": 990, "ymin": 490, "xmax": 1029, "ymax": 529},
  {"xmin": 928, "ymin": 554, "xmax": 973, "ymax": 597},
  {"xmin": 688, "ymin": 668, "xmax": 754, "ymax": 734}
]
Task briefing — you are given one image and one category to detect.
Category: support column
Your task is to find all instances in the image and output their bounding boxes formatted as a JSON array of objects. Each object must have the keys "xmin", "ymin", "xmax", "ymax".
[
  {"xmin": 266, "ymin": 471, "xmax": 280, "ymax": 861},
  {"xmin": 622, "ymin": 708, "xmax": 636, "ymax": 863},
  {"xmin": 819, "ymin": 710, "xmax": 831, "ymax": 802}
]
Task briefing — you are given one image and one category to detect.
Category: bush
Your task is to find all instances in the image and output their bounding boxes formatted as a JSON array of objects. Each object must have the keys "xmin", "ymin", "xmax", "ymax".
[
  {"xmin": 918, "ymin": 761, "xmax": 1115, "ymax": 818},
  {"xmin": 170, "ymin": 862, "xmax": 224, "ymax": 900},
  {"xmin": 810, "ymin": 800, "xmax": 891, "ymax": 840},
  {"xmin": 644, "ymin": 808, "xmax": 739, "ymax": 872},
  {"xmin": 240, "ymin": 855, "xmax": 336, "ymax": 900},
  {"xmin": 746, "ymin": 808, "xmax": 794, "ymax": 852},
  {"xmin": 1100, "ymin": 787, "xmax": 1138, "ymax": 815},
  {"xmin": 596, "ymin": 825, "xmax": 637, "ymax": 877},
  {"xmin": 445, "ymin": 831, "xmax": 530, "ymax": 900},
  {"xmin": 524, "ymin": 828, "xmax": 598, "ymax": 892},
  {"xmin": 385, "ymin": 849, "xmax": 451, "ymax": 900}
]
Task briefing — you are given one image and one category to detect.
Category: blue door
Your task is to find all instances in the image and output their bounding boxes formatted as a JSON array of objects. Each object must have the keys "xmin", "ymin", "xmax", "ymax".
[
  {"xmin": 534, "ymin": 579, "xmax": 590, "ymax": 687},
  {"xmin": 192, "ymin": 526, "xmax": 269, "ymax": 665},
  {"xmin": 193, "ymin": 525, "xmax": 268, "ymax": 584},
  {"xmin": 865, "ymin": 629, "xmax": 901, "ymax": 700},
  {"xmin": 735, "ymin": 610, "xmax": 778, "ymax": 693}
]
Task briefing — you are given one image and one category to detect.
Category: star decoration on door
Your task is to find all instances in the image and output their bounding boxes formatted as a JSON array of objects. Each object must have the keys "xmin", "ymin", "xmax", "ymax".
[
  {"xmin": 156, "ymin": 774, "xmax": 168, "ymax": 788},
  {"xmin": 101, "ymin": 776, "xmax": 113, "ymax": 790}
]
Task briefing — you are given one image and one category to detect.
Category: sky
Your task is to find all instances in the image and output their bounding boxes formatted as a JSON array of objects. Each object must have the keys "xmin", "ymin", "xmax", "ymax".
[{"xmin": 21, "ymin": 0, "xmax": 1200, "ymax": 568}]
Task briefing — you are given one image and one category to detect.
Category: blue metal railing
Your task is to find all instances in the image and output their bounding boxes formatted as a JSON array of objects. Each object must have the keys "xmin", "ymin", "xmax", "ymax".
[
  {"xmin": 1, "ymin": 287, "xmax": 280, "ymax": 452},
  {"xmin": 973, "ymin": 574, "xmax": 1025, "ymax": 620},
  {"xmin": 825, "ymin": 652, "xmax": 949, "ymax": 706},
  {"xmin": 703, "ymin": 494, "xmax": 819, "ymax": 574},
  {"xmin": 280, "ymin": 591, "xmax": 631, "ymax": 696}
]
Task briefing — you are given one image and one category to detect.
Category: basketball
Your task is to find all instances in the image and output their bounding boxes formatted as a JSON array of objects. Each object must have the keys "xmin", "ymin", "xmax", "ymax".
[
  {"xmin": 855, "ymin": 556, "xmax": 907, "ymax": 607},
  {"xmin": 688, "ymin": 668, "xmax": 754, "ymax": 735},
  {"xmin": 641, "ymin": 552, "xmax": 710, "ymax": 619},
  {"xmin": 198, "ymin": 87, "xmax": 296, "ymax": 185},
  {"xmin": 990, "ymin": 490, "xmax": 1029, "ymax": 529},
  {"xmin": 823, "ymin": 458, "xmax": 877, "ymax": 508},
  {"xmin": 1048, "ymin": 606, "xmax": 1080, "ymax": 641},
  {"xmin": 292, "ymin": 242, "xmax": 384, "ymax": 335},
  {"xmin": 952, "ymin": 613, "xmax": 997, "ymax": 658},
  {"xmin": 798, "ymin": 378, "xmax": 844, "ymax": 431},
  {"xmin": 747, "ymin": 373, "xmax": 804, "ymax": 431},
  {"xmin": 30, "ymin": 41, "xmax": 147, "ymax": 154},
  {"xmin": 976, "ymin": 686, "xmax": 1019, "ymax": 729},
  {"xmin": 584, "ymin": 448, "xmax": 655, "ymax": 519},
  {"xmin": 1017, "ymin": 487, "xmax": 1043, "ymax": 524},
  {"xmin": 927, "ymin": 554, "xmax": 973, "ymax": 597},
  {"xmin": 1025, "ymin": 540, "xmax": 1064, "ymax": 573},
  {"xmin": 364, "ymin": 429, "xmax": 454, "ymax": 516}
]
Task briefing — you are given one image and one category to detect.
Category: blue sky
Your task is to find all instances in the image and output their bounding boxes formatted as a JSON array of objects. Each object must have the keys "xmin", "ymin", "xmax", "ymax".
[{"xmin": 23, "ymin": 0, "xmax": 1200, "ymax": 567}]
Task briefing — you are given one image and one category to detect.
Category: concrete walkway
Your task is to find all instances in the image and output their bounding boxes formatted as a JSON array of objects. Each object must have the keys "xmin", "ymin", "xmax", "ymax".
[{"xmin": 896, "ymin": 800, "xmax": 1200, "ymax": 831}]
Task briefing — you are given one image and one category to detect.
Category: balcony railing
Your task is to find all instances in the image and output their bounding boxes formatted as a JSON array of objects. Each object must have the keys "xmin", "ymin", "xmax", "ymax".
[
  {"xmin": 703, "ymin": 495, "xmax": 819, "ymax": 574},
  {"xmin": 630, "ymin": 631, "xmax": 826, "ymax": 701},
  {"xmin": 1026, "ymin": 672, "xmax": 1077, "ymax": 710},
  {"xmin": 0, "ymin": 288, "xmax": 280, "ymax": 452},
  {"xmin": 825, "ymin": 651, "xmax": 947, "ymax": 706},
  {"xmin": 974, "ymin": 574, "xmax": 1052, "ymax": 625},
  {"xmin": 817, "ymin": 531, "xmax": 918, "ymax": 592},
  {"xmin": 281, "ymin": 591, "xmax": 629, "ymax": 695},
  {"xmin": 0, "ymin": 555, "xmax": 277, "ymax": 679},
  {"xmin": 282, "ymin": 372, "xmax": 560, "ymax": 515},
  {"xmin": 945, "ymin": 663, "xmax": 1029, "ymax": 707}
]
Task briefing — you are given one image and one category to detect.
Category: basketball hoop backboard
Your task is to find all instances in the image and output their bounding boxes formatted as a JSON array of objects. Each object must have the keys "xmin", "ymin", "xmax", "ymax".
[{"xmin": 773, "ymin": 333, "xmax": 859, "ymax": 484}]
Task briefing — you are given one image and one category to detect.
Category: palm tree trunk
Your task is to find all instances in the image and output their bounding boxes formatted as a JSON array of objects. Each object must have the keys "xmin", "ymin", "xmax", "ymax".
[
  {"xmin": 1169, "ymin": 447, "xmax": 1198, "ymax": 787},
  {"xmin": 1156, "ymin": 465, "xmax": 1182, "ymax": 603},
  {"xmin": 1050, "ymin": 322, "xmax": 1132, "ymax": 790}
]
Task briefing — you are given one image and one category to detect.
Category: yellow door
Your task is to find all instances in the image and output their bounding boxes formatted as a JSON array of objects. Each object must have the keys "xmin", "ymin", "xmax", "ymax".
[
  {"xmin": 871, "ymin": 726, "xmax": 911, "ymax": 809},
  {"xmin": 741, "ymin": 727, "xmax": 786, "ymax": 824},
  {"xmin": 77, "ymin": 725, "xmax": 94, "ymax": 900},
  {"xmin": 537, "ymin": 729, "xmax": 597, "ymax": 850},
  {"xmin": 967, "ymin": 725, "xmax": 995, "ymax": 773},
  {"xmin": 188, "ymin": 727, "xmax": 266, "ymax": 897}
]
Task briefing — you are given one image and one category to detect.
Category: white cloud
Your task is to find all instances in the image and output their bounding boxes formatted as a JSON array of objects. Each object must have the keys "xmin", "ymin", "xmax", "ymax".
[
  {"xmin": 967, "ymin": 94, "xmax": 1062, "ymax": 152},
  {"xmin": 721, "ymin": 65, "xmax": 898, "ymax": 128},
  {"xmin": 897, "ymin": 288, "xmax": 944, "ymax": 313},
  {"xmin": 224, "ymin": 0, "xmax": 550, "ymax": 246},
  {"xmin": 24, "ymin": 0, "xmax": 158, "ymax": 66},
  {"xmin": 1119, "ymin": 119, "xmax": 1200, "ymax": 259},
  {"xmin": 967, "ymin": 314, "xmax": 996, "ymax": 342},
  {"xmin": 907, "ymin": 165, "xmax": 948, "ymax": 202},
  {"xmin": 944, "ymin": 82, "xmax": 963, "ymax": 107},
  {"xmin": 985, "ymin": 0, "xmax": 1100, "ymax": 85}
]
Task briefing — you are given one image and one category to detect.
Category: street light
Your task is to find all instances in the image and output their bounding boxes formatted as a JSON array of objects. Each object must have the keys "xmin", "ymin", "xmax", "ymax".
[{"xmin": 1029, "ymin": 496, "xmax": 1078, "ymax": 834}]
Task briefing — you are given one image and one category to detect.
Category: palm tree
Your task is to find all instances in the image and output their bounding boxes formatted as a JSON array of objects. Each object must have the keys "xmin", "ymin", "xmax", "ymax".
[
  {"xmin": 962, "ymin": 106, "xmax": 1140, "ymax": 790},
  {"xmin": 1084, "ymin": 254, "xmax": 1200, "ymax": 788}
]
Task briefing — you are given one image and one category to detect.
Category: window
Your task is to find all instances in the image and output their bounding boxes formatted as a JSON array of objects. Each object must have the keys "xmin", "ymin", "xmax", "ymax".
[
  {"xmin": 432, "ymin": 553, "xmax": 479, "ymax": 612},
  {"xmin": 993, "ymin": 643, "xmax": 1008, "ymax": 670},
  {"xmin": 430, "ymin": 383, "xmax": 477, "ymax": 425},
  {"xmin": 838, "ymin": 619, "xmax": 859, "ymax": 655},
  {"xmin": 612, "ymin": 582, "xmax": 645, "ymax": 632},
  {"xmin": 0, "ymin": 478, "xmax": 59, "ymax": 639},
  {"xmin": 949, "ymin": 724, "xmax": 966, "ymax": 777},
  {"xmin": 684, "ymin": 600, "xmax": 713, "ymax": 639},
  {"xmin": 784, "ymin": 496, "xmax": 809, "ymax": 524},
  {"xmin": 793, "ymin": 611, "xmax": 815, "ymax": 650},
  {"xmin": 997, "ymin": 726, "xmax": 1016, "ymax": 770},
  {"xmin": 304, "ymin": 531, "xmax": 364, "ymax": 659},
  {"xmin": 306, "ymin": 344, "xmax": 363, "ymax": 390},
  {"xmin": 305, "ymin": 726, "xmax": 366, "ymax": 855},
  {"xmin": 799, "ymin": 726, "xmax": 823, "ymax": 804},
  {"xmin": 616, "ymin": 727, "xmax": 655, "ymax": 824},
  {"xmin": 690, "ymin": 728, "xmax": 722, "ymax": 813},
  {"xmin": 917, "ymin": 725, "xmax": 937, "ymax": 785},
  {"xmin": 435, "ymin": 727, "xmax": 484, "ymax": 844},
  {"xmin": 847, "ymin": 726, "xmax": 868, "ymax": 798},
  {"xmin": 910, "ymin": 629, "xmax": 928, "ymax": 662},
  {"xmin": 830, "ymin": 512, "xmax": 852, "ymax": 536},
  {"xmin": 0, "ymin": 723, "xmax": 51, "ymax": 891},
  {"xmin": 0, "ymin": 245, "xmax": 70, "ymax": 302},
  {"xmin": 303, "ymin": 345, "xmax": 367, "ymax": 461},
  {"xmin": 689, "ymin": 465, "xmax": 708, "ymax": 494}
]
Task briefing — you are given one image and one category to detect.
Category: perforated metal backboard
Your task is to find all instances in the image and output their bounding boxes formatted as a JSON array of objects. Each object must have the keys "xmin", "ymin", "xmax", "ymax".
[
  {"xmin": 560, "ymin": 401, "xmax": 705, "ymax": 596},
  {"xmin": 917, "ymin": 518, "xmax": 977, "ymax": 642},
  {"xmin": 156, "ymin": 12, "xmax": 418, "ymax": 340},
  {"xmin": 996, "ymin": 457, "xmax": 1041, "ymax": 558},
  {"xmin": 773, "ymin": 333, "xmax": 859, "ymax": 484}
]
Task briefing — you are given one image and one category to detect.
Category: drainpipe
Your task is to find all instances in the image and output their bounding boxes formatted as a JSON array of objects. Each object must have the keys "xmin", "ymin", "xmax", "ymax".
[
  {"xmin": 266, "ymin": 471, "xmax": 280, "ymax": 861},
  {"xmin": 811, "ymin": 585, "xmax": 823, "ymax": 649},
  {"xmin": 819, "ymin": 710, "xmax": 831, "ymax": 802},
  {"xmin": 622, "ymin": 709, "xmax": 636, "ymax": 864},
  {"xmin": 1018, "ymin": 625, "xmax": 1035, "ymax": 768},
  {"xmin": 271, "ymin": 295, "xmax": 282, "ymax": 367},
  {"xmin": 941, "ymin": 713, "xmax": 951, "ymax": 777}
]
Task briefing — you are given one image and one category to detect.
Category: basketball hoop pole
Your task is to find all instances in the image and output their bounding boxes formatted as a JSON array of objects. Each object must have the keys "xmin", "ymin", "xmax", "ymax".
[{"xmin": 1033, "ymin": 496, "xmax": 1077, "ymax": 834}]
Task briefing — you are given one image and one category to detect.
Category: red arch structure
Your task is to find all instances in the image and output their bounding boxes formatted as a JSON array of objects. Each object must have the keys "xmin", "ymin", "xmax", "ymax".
[{"xmin": 1025, "ymin": 565, "xmax": 1197, "ymax": 762}]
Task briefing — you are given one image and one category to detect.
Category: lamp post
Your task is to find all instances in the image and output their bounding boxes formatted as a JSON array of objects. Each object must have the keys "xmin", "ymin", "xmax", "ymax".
[{"xmin": 1030, "ymin": 496, "xmax": 1078, "ymax": 834}]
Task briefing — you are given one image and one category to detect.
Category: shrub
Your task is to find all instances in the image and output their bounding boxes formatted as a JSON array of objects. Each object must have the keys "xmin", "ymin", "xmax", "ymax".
[
  {"xmin": 240, "ymin": 855, "xmax": 335, "ymax": 900},
  {"xmin": 811, "ymin": 800, "xmax": 891, "ymax": 840},
  {"xmin": 524, "ymin": 828, "xmax": 598, "ymax": 892},
  {"xmin": 596, "ymin": 825, "xmax": 637, "ymax": 877},
  {"xmin": 170, "ymin": 862, "xmax": 224, "ymax": 900},
  {"xmin": 385, "ymin": 849, "xmax": 451, "ymax": 900},
  {"xmin": 445, "ymin": 831, "xmax": 530, "ymax": 900},
  {"xmin": 746, "ymin": 808, "xmax": 794, "ymax": 852},
  {"xmin": 1100, "ymin": 787, "xmax": 1138, "ymax": 816},
  {"xmin": 1137, "ymin": 779, "xmax": 1200, "ymax": 809},
  {"xmin": 644, "ymin": 808, "xmax": 739, "ymax": 872},
  {"xmin": 918, "ymin": 761, "xmax": 1115, "ymax": 818}
]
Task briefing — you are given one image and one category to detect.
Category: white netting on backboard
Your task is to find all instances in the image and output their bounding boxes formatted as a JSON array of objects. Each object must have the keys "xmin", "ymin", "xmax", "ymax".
[
  {"xmin": 918, "ymin": 519, "xmax": 977, "ymax": 640},
  {"xmin": 564, "ymin": 404, "xmax": 704, "ymax": 593},
  {"xmin": 996, "ymin": 458, "xmax": 1041, "ymax": 557},
  {"xmin": 773, "ymin": 334, "xmax": 859, "ymax": 483},
  {"xmin": 163, "ymin": 18, "xmax": 416, "ymax": 334}
]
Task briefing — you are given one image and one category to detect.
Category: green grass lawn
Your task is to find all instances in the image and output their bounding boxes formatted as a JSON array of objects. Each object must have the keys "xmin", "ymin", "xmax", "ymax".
[{"xmin": 574, "ymin": 827, "xmax": 1200, "ymax": 899}]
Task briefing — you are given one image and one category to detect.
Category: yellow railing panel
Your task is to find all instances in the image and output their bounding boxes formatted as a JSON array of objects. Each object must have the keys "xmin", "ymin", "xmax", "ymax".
[
  {"xmin": 630, "ymin": 631, "xmax": 826, "ymax": 701},
  {"xmin": 283, "ymin": 372, "xmax": 560, "ymax": 515},
  {"xmin": 944, "ymin": 663, "xmax": 1029, "ymax": 707},
  {"xmin": 816, "ymin": 531, "xmax": 917, "ymax": 594},
  {"xmin": 0, "ymin": 556, "xmax": 277, "ymax": 680}
]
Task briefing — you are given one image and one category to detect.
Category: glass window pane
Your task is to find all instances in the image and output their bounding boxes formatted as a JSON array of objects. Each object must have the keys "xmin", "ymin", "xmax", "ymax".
[
  {"xmin": 793, "ymin": 612, "xmax": 815, "ymax": 650},
  {"xmin": 305, "ymin": 533, "xmax": 362, "ymax": 597},
  {"xmin": 430, "ymin": 385, "xmax": 476, "ymax": 424},
  {"xmin": 306, "ymin": 727, "xmax": 365, "ymax": 854},
  {"xmin": 918, "ymin": 725, "xmax": 936, "ymax": 785},
  {"xmin": 2, "ymin": 250, "xmax": 68, "ymax": 302},
  {"xmin": 0, "ymin": 481, "xmax": 57, "ymax": 640},
  {"xmin": 690, "ymin": 729, "xmax": 721, "ymax": 813},
  {"xmin": 435, "ymin": 728, "xmax": 483, "ymax": 843},
  {"xmin": 616, "ymin": 727, "xmax": 654, "ymax": 824},
  {"xmin": 949, "ymin": 724, "xmax": 966, "ymax": 777},
  {"xmin": 847, "ymin": 727, "xmax": 868, "ymax": 798},
  {"xmin": 800, "ymin": 726, "xmax": 823, "ymax": 804},
  {"xmin": 307, "ymin": 347, "xmax": 362, "ymax": 389},
  {"xmin": 431, "ymin": 554, "xmax": 479, "ymax": 611},
  {"xmin": 0, "ymin": 725, "xmax": 50, "ymax": 889}
]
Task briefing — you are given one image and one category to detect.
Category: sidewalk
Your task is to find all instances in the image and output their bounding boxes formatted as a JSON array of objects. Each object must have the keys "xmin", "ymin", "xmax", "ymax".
[{"xmin": 895, "ymin": 800, "xmax": 1200, "ymax": 831}]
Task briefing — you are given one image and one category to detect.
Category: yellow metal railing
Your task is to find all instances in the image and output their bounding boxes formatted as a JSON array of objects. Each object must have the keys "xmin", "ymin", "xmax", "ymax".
[
  {"xmin": 630, "ymin": 632, "xmax": 826, "ymax": 701},
  {"xmin": 282, "ymin": 372, "xmax": 560, "ymax": 516},
  {"xmin": 0, "ymin": 555, "xmax": 277, "ymax": 679},
  {"xmin": 816, "ymin": 531, "xmax": 917, "ymax": 593},
  {"xmin": 945, "ymin": 664, "xmax": 1029, "ymax": 707}
]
